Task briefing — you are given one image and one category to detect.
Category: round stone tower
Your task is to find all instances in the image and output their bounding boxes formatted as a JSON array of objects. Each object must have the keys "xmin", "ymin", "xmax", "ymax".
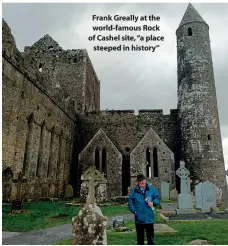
[{"xmin": 176, "ymin": 3, "xmax": 227, "ymax": 204}]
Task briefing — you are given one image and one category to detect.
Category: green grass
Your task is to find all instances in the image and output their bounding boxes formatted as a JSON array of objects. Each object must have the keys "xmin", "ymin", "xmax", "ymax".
[
  {"xmin": 55, "ymin": 219, "xmax": 228, "ymax": 245},
  {"xmin": 2, "ymin": 201, "xmax": 130, "ymax": 232}
]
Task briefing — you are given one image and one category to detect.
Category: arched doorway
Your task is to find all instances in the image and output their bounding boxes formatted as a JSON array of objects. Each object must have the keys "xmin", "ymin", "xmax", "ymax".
[{"xmin": 122, "ymin": 147, "xmax": 131, "ymax": 195}]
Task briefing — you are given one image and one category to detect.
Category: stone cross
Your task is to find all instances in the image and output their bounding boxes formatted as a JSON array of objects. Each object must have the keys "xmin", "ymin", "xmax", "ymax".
[
  {"xmin": 83, "ymin": 166, "xmax": 103, "ymax": 204},
  {"xmin": 176, "ymin": 160, "xmax": 190, "ymax": 194},
  {"xmin": 86, "ymin": 177, "xmax": 100, "ymax": 204}
]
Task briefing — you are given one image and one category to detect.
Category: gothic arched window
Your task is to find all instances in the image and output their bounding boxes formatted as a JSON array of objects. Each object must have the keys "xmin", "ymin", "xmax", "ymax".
[
  {"xmin": 95, "ymin": 148, "xmax": 100, "ymax": 171},
  {"xmin": 146, "ymin": 148, "xmax": 151, "ymax": 177},
  {"xmin": 153, "ymin": 147, "xmax": 158, "ymax": 177},
  {"xmin": 102, "ymin": 148, "xmax": 107, "ymax": 175}
]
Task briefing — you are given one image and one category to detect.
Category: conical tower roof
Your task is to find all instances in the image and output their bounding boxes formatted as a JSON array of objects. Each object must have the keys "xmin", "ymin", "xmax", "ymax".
[{"xmin": 179, "ymin": 3, "xmax": 207, "ymax": 28}]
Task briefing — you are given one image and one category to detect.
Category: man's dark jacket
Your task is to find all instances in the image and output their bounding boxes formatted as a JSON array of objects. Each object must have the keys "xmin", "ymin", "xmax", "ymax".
[{"xmin": 128, "ymin": 183, "xmax": 160, "ymax": 224}]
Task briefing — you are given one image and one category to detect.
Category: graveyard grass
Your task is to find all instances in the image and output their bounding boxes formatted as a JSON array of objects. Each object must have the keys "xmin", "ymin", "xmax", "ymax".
[
  {"xmin": 55, "ymin": 219, "xmax": 228, "ymax": 245},
  {"xmin": 2, "ymin": 201, "xmax": 130, "ymax": 232}
]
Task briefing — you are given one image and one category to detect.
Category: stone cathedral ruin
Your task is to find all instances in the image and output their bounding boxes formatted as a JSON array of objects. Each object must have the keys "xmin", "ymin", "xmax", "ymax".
[{"xmin": 2, "ymin": 4, "xmax": 228, "ymax": 205}]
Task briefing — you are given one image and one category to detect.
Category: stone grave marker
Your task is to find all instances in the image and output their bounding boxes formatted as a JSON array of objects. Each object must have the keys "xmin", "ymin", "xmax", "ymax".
[
  {"xmin": 170, "ymin": 188, "xmax": 178, "ymax": 201},
  {"xmin": 80, "ymin": 166, "xmax": 107, "ymax": 203},
  {"xmin": 201, "ymin": 181, "xmax": 216, "ymax": 213},
  {"xmin": 161, "ymin": 181, "xmax": 170, "ymax": 200},
  {"xmin": 187, "ymin": 177, "xmax": 191, "ymax": 193},
  {"xmin": 72, "ymin": 165, "xmax": 107, "ymax": 245},
  {"xmin": 11, "ymin": 199, "xmax": 23, "ymax": 214},
  {"xmin": 215, "ymin": 186, "xmax": 223, "ymax": 206},
  {"xmin": 176, "ymin": 160, "xmax": 194, "ymax": 214},
  {"xmin": 65, "ymin": 184, "xmax": 73, "ymax": 200},
  {"xmin": 112, "ymin": 216, "xmax": 124, "ymax": 228},
  {"xmin": 195, "ymin": 182, "xmax": 203, "ymax": 208}
]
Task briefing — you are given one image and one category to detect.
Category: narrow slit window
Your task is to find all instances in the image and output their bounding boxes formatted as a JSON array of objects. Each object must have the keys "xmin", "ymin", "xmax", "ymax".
[
  {"xmin": 95, "ymin": 148, "xmax": 100, "ymax": 171},
  {"xmin": 208, "ymin": 134, "xmax": 211, "ymax": 140},
  {"xmin": 102, "ymin": 148, "xmax": 107, "ymax": 175},
  {"xmin": 188, "ymin": 27, "xmax": 192, "ymax": 36},
  {"xmin": 153, "ymin": 147, "xmax": 158, "ymax": 177},
  {"xmin": 146, "ymin": 148, "xmax": 151, "ymax": 177}
]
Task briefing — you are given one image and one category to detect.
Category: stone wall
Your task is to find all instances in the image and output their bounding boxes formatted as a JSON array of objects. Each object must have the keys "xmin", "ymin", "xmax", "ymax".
[
  {"xmin": 2, "ymin": 19, "xmax": 76, "ymax": 201},
  {"xmin": 22, "ymin": 36, "xmax": 100, "ymax": 114},
  {"xmin": 81, "ymin": 109, "xmax": 178, "ymax": 153},
  {"xmin": 78, "ymin": 129, "xmax": 122, "ymax": 197},
  {"xmin": 130, "ymin": 128, "xmax": 176, "ymax": 191},
  {"xmin": 78, "ymin": 109, "xmax": 178, "ymax": 196}
]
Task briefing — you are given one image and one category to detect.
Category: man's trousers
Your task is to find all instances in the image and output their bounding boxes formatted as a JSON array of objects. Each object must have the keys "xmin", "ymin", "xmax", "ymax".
[{"xmin": 135, "ymin": 223, "xmax": 155, "ymax": 245}]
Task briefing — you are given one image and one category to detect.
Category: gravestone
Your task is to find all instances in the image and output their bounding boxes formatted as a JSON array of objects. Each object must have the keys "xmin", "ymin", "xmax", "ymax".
[
  {"xmin": 187, "ymin": 177, "xmax": 191, "ymax": 193},
  {"xmin": 161, "ymin": 181, "xmax": 170, "ymax": 200},
  {"xmin": 195, "ymin": 183, "xmax": 203, "ymax": 208},
  {"xmin": 11, "ymin": 199, "xmax": 23, "ymax": 214},
  {"xmin": 65, "ymin": 184, "xmax": 73, "ymax": 200},
  {"xmin": 176, "ymin": 161, "xmax": 194, "ymax": 214},
  {"xmin": 112, "ymin": 216, "xmax": 124, "ymax": 228},
  {"xmin": 170, "ymin": 188, "xmax": 178, "ymax": 201},
  {"xmin": 72, "ymin": 165, "xmax": 107, "ymax": 245},
  {"xmin": 201, "ymin": 181, "xmax": 216, "ymax": 213},
  {"xmin": 215, "ymin": 186, "xmax": 223, "ymax": 206},
  {"xmin": 80, "ymin": 166, "xmax": 107, "ymax": 203}
]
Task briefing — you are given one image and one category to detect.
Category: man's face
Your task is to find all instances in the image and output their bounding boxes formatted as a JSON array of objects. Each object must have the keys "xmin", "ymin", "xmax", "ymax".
[{"xmin": 138, "ymin": 179, "xmax": 146, "ymax": 188}]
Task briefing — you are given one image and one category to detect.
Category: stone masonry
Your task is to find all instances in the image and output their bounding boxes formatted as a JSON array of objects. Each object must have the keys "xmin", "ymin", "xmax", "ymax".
[{"xmin": 2, "ymin": 4, "xmax": 228, "ymax": 204}]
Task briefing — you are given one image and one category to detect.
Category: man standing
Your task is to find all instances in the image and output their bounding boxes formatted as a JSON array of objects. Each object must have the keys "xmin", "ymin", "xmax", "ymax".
[{"xmin": 128, "ymin": 174, "xmax": 160, "ymax": 245}]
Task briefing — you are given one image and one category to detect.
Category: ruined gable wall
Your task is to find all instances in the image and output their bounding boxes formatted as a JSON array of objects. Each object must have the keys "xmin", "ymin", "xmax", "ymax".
[
  {"xmin": 2, "ymin": 19, "xmax": 76, "ymax": 200},
  {"xmin": 23, "ymin": 43, "xmax": 87, "ymax": 113},
  {"xmin": 23, "ymin": 39, "xmax": 100, "ymax": 114}
]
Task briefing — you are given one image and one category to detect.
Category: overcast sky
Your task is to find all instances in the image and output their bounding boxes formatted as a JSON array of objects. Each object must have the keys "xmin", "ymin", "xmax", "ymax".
[{"xmin": 2, "ymin": 3, "xmax": 228, "ymax": 172}]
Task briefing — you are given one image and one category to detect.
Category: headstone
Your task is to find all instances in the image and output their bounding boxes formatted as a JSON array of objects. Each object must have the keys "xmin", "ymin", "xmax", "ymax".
[
  {"xmin": 195, "ymin": 183, "xmax": 203, "ymax": 208},
  {"xmin": 176, "ymin": 161, "xmax": 194, "ymax": 214},
  {"xmin": 11, "ymin": 199, "xmax": 23, "ymax": 214},
  {"xmin": 72, "ymin": 166, "xmax": 107, "ymax": 245},
  {"xmin": 187, "ymin": 177, "xmax": 191, "ymax": 193},
  {"xmin": 201, "ymin": 181, "xmax": 216, "ymax": 213},
  {"xmin": 112, "ymin": 216, "xmax": 124, "ymax": 228},
  {"xmin": 170, "ymin": 188, "xmax": 178, "ymax": 201},
  {"xmin": 72, "ymin": 203, "xmax": 107, "ymax": 245},
  {"xmin": 161, "ymin": 181, "xmax": 170, "ymax": 200},
  {"xmin": 215, "ymin": 186, "xmax": 223, "ymax": 206},
  {"xmin": 65, "ymin": 184, "xmax": 73, "ymax": 200},
  {"xmin": 80, "ymin": 166, "xmax": 107, "ymax": 203}
]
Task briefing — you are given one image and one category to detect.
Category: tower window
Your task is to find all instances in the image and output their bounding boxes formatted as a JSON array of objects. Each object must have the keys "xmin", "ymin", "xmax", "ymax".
[
  {"xmin": 188, "ymin": 27, "xmax": 192, "ymax": 36},
  {"xmin": 208, "ymin": 134, "xmax": 211, "ymax": 140},
  {"xmin": 48, "ymin": 46, "xmax": 54, "ymax": 50},
  {"xmin": 39, "ymin": 63, "xmax": 42, "ymax": 72}
]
